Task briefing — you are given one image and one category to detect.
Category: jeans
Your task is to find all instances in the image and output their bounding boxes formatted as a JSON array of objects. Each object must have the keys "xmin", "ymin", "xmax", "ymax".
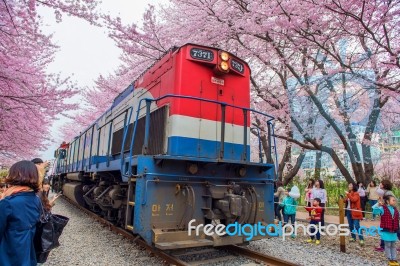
[
  {"xmin": 385, "ymin": 241, "xmax": 397, "ymax": 260},
  {"xmin": 369, "ymin": 199, "xmax": 378, "ymax": 219},
  {"xmin": 284, "ymin": 214, "xmax": 296, "ymax": 225},
  {"xmin": 310, "ymin": 220, "xmax": 320, "ymax": 240},
  {"xmin": 346, "ymin": 211, "xmax": 364, "ymax": 241},
  {"xmin": 275, "ymin": 204, "xmax": 283, "ymax": 222}
]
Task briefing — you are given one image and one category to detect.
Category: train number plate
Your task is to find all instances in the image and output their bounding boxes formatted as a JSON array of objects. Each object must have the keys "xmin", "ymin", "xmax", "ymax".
[
  {"xmin": 211, "ymin": 76, "xmax": 224, "ymax": 85},
  {"xmin": 230, "ymin": 58, "xmax": 244, "ymax": 73},
  {"xmin": 190, "ymin": 48, "xmax": 214, "ymax": 61}
]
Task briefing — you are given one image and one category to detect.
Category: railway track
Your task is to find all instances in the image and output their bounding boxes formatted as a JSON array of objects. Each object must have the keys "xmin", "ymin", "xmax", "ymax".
[{"xmin": 63, "ymin": 196, "xmax": 298, "ymax": 266}]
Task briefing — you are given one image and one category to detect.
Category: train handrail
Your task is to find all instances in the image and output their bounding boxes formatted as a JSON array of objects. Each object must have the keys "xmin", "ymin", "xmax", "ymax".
[
  {"xmin": 121, "ymin": 94, "xmax": 277, "ymax": 178},
  {"xmin": 154, "ymin": 94, "xmax": 275, "ymax": 120},
  {"xmin": 121, "ymin": 98, "xmax": 148, "ymax": 178},
  {"xmin": 269, "ymin": 121, "xmax": 279, "ymax": 179},
  {"xmin": 251, "ymin": 126, "xmax": 263, "ymax": 163},
  {"xmin": 119, "ymin": 107, "xmax": 134, "ymax": 175}
]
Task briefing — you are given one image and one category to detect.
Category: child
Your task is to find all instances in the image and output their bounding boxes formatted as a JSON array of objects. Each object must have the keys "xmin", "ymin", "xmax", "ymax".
[
  {"xmin": 304, "ymin": 198, "xmax": 323, "ymax": 245},
  {"xmin": 373, "ymin": 195, "xmax": 399, "ymax": 266},
  {"xmin": 281, "ymin": 186, "xmax": 300, "ymax": 238}
]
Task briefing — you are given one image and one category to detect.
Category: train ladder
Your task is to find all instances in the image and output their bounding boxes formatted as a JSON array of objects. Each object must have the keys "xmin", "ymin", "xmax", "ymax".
[{"xmin": 125, "ymin": 176, "xmax": 136, "ymax": 231}]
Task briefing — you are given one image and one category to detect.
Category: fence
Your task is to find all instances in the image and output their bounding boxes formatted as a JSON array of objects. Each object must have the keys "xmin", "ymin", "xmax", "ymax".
[{"xmin": 274, "ymin": 199, "xmax": 384, "ymax": 253}]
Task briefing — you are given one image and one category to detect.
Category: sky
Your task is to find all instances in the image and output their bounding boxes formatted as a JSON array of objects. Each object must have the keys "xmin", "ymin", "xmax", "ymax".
[{"xmin": 37, "ymin": 1, "xmax": 168, "ymax": 160}]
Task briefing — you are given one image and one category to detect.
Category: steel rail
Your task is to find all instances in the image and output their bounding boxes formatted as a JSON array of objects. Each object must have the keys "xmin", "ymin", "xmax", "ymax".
[
  {"xmin": 223, "ymin": 244, "xmax": 298, "ymax": 266},
  {"xmin": 61, "ymin": 196, "xmax": 297, "ymax": 266},
  {"xmin": 61, "ymin": 196, "xmax": 188, "ymax": 266}
]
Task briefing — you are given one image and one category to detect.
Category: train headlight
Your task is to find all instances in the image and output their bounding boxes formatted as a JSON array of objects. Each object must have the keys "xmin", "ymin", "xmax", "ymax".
[
  {"xmin": 215, "ymin": 50, "xmax": 230, "ymax": 74},
  {"xmin": 220, "ymin": 61, "xmax": 229, "ymax": 71},
  {"xmin": 220, "ymin": 51, "xmax": 229, "ymax": 61}
]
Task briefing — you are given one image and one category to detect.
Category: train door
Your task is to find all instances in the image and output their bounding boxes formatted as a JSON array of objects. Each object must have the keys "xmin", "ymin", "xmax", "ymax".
[
  {"xmin": 82, "ymin": 128, "xmax": 93, "ymax": 171},
  {"xmin": 215, "ymin": 79, "xmax": 238, "ymax": 160},
  {"xmin": 216, "ymin": 82, "xmax": 248, "ymax": 161},
  {"xmin": 198, "ymin": 80, "xmax": 218, "ymax": 159}
]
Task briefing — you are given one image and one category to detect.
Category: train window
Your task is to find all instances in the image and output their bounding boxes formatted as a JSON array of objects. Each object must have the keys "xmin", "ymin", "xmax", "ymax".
[{"xmin": 60, "ymin": 149, "xmax": 66, "ymax": 159}]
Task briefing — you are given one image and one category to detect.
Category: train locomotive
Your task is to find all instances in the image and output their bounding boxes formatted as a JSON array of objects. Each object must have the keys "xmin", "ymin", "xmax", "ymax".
[{"xmin": 51, "ymin": 43, "xmax": 277, "ymax": 249}]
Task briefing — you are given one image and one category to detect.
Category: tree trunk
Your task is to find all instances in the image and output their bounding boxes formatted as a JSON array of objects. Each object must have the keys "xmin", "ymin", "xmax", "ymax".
[
  {"xmin": 313, "ymin": 151, "xmax": 322, "ymax": 180},
  {"xmin": 283, "ymin": 149, "xmax": 306, "ymax": 185},
  {"xmin": 278, "ymin": 142, "xmax": 291, "ymax": 181}
]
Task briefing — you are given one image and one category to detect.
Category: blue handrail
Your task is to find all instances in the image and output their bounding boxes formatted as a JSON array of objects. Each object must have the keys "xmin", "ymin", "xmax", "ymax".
[
  {"xmin": 120, "ymin": 107, "xmax": 133, "ymax": 175},
  {"xmin": 270, "ymin": 122, "xmax": 279, "ymax": 179},
  {"xmin": 122, "ymin": 98, "xmax": 148, "ymax": 177},
  {"xmin": 154, "ymin": 94, "xmax": 275, "ymax": 120},
  {"xmin": 120, "ymin": 94, "xmax": 276, "ymax": 177},
  {"xmin": 251, "ymin": 126, "xmax": 263, "ymax": 163}
]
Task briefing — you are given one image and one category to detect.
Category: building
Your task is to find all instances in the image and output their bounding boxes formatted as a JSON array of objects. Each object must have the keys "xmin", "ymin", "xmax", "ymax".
[{"xmin": 380, "ymin": 128, "xmax": 400, "ymax": 152}]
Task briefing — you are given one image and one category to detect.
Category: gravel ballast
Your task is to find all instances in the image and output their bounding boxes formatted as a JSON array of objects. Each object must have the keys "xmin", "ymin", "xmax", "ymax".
[
  {"xmin": 44, "ymin": 197, "xmax": 164, "ymax": 265},
  {"xmin": 46, "ymin": 197, "xmax": 387, "ymax": 265},
  {"xmin": 248, "ymin": 228, "xmax": 387, "ymax": 266}
]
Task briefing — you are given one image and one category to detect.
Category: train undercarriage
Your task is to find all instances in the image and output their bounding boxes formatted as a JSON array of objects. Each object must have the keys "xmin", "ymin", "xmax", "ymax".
[{"xmin": 52, "ymin": 157, "xmax": 275, "ymax": 249}]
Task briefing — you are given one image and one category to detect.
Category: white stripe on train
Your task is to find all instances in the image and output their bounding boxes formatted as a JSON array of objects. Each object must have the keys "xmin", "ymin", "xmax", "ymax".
[{"xmin": 167, "ymin": 115, "xmax": 250, "ymax": 145}]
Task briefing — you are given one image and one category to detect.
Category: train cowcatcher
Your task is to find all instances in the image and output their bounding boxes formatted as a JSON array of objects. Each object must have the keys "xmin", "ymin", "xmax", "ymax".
[{"xmin": 51, "ymin": 43, "xmax": 277, "ymax": 250}]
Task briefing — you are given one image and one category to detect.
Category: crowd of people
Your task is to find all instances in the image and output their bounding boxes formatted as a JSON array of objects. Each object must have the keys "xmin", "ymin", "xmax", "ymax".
[
  {"xmin": 0, "ymin": 159, "xmax": 61, "ymax": 266},
  {"xmin": 274, "ymin": 178, "xmax": 400, "ymax": 266}
]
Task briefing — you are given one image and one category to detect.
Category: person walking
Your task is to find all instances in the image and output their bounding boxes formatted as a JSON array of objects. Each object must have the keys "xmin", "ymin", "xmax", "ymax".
[
  {"xmin": 366, "ymin": 180, "xmax": 379, "ymax": 221},
  {"xmin": 343, "ymin": 182, "xmax": 364, "ymax": 246},
  {"xmin": 0, "ymin": 160, "xmax": 41, "ymax": 266}
]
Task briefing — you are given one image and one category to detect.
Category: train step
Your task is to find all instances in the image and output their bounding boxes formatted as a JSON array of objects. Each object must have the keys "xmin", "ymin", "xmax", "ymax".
[{"xmin": 155, "ymin": 239, "xmax": 214, "ymax": 250}]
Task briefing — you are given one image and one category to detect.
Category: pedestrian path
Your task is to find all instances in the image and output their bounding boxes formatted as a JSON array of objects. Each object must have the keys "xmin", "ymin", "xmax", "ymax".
[{"xmin": 295, "ymin": 211, "xmax": 380, "ymax": 227}]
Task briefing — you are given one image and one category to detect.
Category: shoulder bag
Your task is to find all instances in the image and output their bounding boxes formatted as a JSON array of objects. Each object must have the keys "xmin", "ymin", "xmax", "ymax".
[{"xmin": 34, "ymin": 196, "xmax": 69, "ymax": 263}]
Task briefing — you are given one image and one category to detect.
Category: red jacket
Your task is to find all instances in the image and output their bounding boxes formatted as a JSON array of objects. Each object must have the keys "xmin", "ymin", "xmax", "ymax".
[
  {"xmin": 304, "ymin": 206, "xmax": 323, "ymax": 221},
  {"xmin": 381, "ymin": 205, "xmax": 399, "ymax": 233},
  {"xmin": 343, "ymin": 191, "xmax": 363, "ymax": 220}
]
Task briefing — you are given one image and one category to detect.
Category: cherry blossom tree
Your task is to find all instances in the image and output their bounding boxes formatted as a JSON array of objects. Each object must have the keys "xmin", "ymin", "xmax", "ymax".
[
  {"xmin": 158, "ymin": 0, "xmax": 400, "ymax": 185},
  {"xmin": 0, "ymin": 0, "xmax": 98, "ymax": 165},
  {"xmin": 64, "ymin": 0, "xmax": 399, "ymax": 185},
  {"xmin": 61, "ymin": 5, "xmax": 175, "ymax": 139},
  {"xmin": 375, "ymin": 150, "xmax": 400, "ymax": 182}
]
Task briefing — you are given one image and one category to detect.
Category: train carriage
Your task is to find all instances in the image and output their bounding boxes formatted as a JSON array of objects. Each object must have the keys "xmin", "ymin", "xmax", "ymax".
[{"xmin": 52, "ymin": 43, "xmax": 277, "ymax": 249}]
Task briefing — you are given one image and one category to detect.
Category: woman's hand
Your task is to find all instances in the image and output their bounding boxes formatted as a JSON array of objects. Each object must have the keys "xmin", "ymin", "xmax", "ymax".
[{"xmin": 49, "ymin": 193, "xmax": 62, "ymax": 206}]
